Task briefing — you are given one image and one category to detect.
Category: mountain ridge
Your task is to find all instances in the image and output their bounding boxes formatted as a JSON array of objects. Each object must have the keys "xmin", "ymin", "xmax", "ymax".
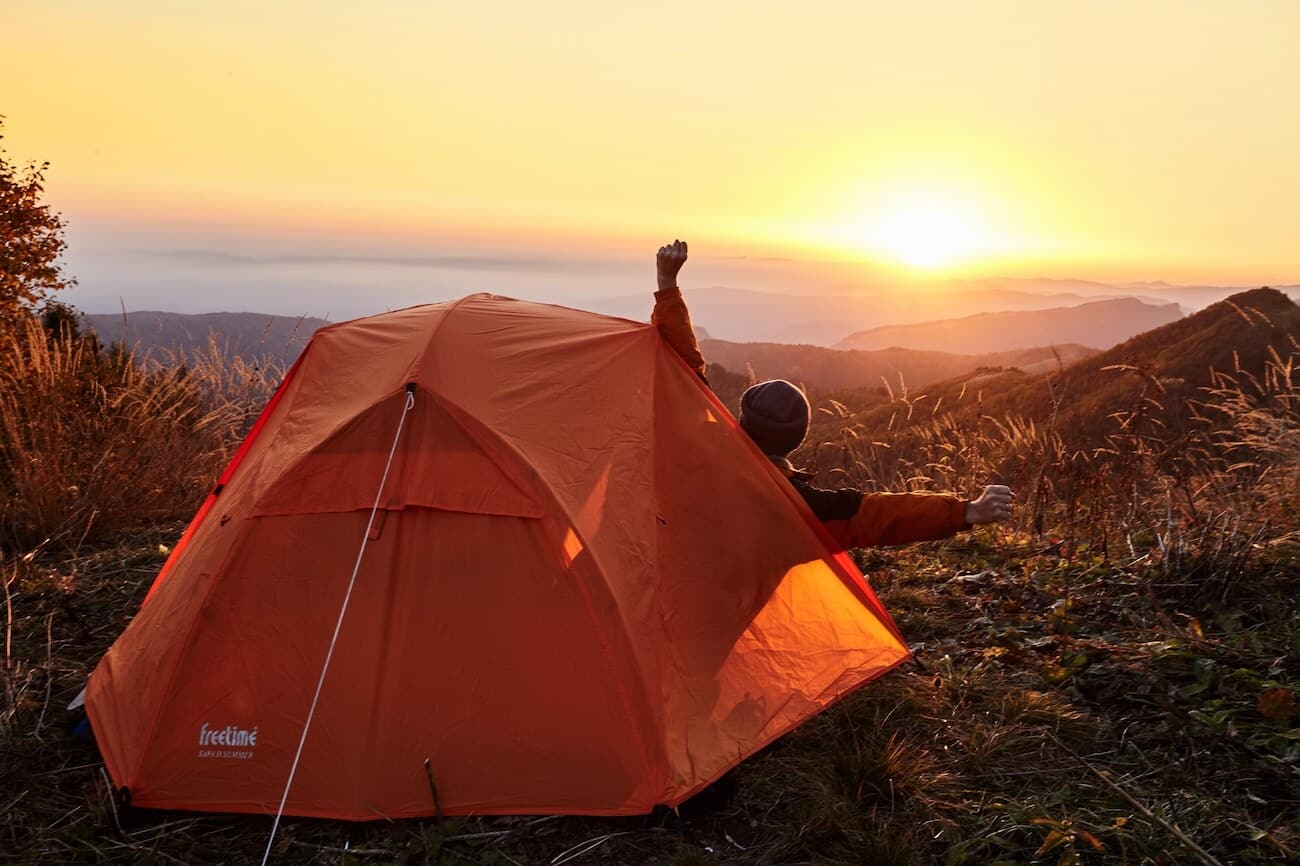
[
  {"xmin": 81, "ymin": 310, "xmax": 331, "ymax": 366},
  {"xmin": 702, "ymin": 339, "xmax": 1098, "ymax": 392},
  {"xmin": 822, "ymin": 287, "xmax": 1300, "ymax": 448},
  {"xmin": 584, "ymin": 285, "xmax": 1142, "ymax": 345},
  {"xmin": 836, "ymin": 297, "xmax": 1183, "ymax": 354}
]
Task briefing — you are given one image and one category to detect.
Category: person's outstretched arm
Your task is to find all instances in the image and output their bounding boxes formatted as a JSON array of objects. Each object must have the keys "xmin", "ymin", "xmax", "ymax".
[
  {"xmin": 651, "ymin": 239, "xmax": 707, "ymax": 381},
  {"xmin": 813, "ymin": 484, "xmax": 1015, "ymax": 549}
]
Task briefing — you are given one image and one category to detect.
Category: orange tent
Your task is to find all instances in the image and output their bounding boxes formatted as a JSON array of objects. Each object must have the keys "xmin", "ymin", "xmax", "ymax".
[{"xmin": 86, "ymin": 295, "xmax": 910, "ymax": 819}]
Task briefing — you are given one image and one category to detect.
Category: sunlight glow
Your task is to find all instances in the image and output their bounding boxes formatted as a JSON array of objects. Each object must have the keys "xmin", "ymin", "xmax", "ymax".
[
  {"xmin": 4, "ymin": 3, "xmax": 1298, "ymax": 282},
  {"xmin": 855, "ymin": 190, "xmax": 996, "ymax": 272}
]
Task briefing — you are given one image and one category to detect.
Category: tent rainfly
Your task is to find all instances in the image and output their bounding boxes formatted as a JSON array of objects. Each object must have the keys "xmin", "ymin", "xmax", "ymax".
[{"xmin": 86, "ymin": 294, "xmax": 910, "ymax": 819}]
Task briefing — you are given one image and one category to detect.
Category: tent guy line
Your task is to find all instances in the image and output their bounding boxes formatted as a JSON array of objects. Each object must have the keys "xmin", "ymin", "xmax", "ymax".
[{"xmin": 261, "ymin": 384, "xmax": 417, "ymax": 865}]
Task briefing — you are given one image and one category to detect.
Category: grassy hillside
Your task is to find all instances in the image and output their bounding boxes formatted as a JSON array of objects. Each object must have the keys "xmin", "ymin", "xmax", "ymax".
[
  {"xmin": 814, "ymin": 288, "xmax": 1300, "ymax": 453},
  {"xmin": 5, "ymin": 530, "xmax": 1295, "ymax": 864}
]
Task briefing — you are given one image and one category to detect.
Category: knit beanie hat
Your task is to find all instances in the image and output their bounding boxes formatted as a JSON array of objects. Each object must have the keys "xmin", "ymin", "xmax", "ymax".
[{"xmin": 739, "ymin": 379, "xmax": 810, "ymax": 457}]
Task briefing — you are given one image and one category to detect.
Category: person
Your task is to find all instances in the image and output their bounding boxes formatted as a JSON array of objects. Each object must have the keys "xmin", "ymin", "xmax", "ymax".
[{"xmin": 651, "ymin": 239, "xmax": 1014, "ymax": 550}]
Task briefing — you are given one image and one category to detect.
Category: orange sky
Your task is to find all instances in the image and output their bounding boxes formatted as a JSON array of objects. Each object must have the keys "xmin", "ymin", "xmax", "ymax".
[{"xmin": 4, "ymin": 1, "xmax": 1299, "ymax": 284}]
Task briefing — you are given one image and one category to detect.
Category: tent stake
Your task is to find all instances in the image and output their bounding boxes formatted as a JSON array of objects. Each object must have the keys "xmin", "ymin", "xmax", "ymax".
[{"xmin": 424, "ymin": 758, "xmax": 444, "ymax": 818}]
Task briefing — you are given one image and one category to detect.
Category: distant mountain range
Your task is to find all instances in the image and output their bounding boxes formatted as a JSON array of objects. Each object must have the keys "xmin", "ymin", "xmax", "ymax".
[
  {"xmin": 79, "ymin": 287, "xmax": 1298, "ymax": 415},
  {"xmin": 80, "ymin": 306, "xmax": 1105, "ymax": 399},
  {"xmin": 835, "ymin": 298, "xmax": 1182, "ymax": 354},
  {"xmin": 701, "ymin": 339, "xmax": 1097, "ymax": 392},
  {"xmin": 81, "ymin": 311, "xmax": 331, "ymax": 366},
  {"xmin": 586, "ymin": 286, "xmax": 1132, "ymax": 346},
  {"xmin": 1118, "ymin": 281, "xmax": 1300, "ymax": 309},
  {"xmin": 586, "ymin": 282, "xmax": 1298, "ymax": 347}
]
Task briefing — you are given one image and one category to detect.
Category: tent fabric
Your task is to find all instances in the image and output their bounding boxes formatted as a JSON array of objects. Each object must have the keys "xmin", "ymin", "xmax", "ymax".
[{"xmin": 86, "ymin": 294, "xmax": 910, "ymax": 819}]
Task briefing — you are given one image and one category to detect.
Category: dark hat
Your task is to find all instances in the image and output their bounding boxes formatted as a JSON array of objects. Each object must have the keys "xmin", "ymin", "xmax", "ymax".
[{"xmin": 739, "ymin": 379, "xmax": 810, "ymax": 457}]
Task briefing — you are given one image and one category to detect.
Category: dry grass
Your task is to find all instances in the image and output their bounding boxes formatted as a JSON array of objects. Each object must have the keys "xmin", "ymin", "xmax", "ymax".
[
  {"xmin": 1, "ymin": 320, "xmax": 1298, "ymax": 863},
  {"xmin": 799, "ymin": 340, "xmax": 1300, "ymax": 606},
  {"xmin": 0, "ymin": 317, "xmax": 280, "ymax": 552}
]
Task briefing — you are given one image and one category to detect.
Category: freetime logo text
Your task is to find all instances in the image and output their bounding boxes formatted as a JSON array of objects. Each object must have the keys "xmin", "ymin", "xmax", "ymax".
[{"xmin": 197, "ymin": 722, "xmax": 258, "ymax": 760}]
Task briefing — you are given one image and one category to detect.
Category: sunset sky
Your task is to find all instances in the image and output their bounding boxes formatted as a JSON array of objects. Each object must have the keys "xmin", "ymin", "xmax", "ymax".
[{"xmin": 4, "ymin": 1, "xmax": 1298, "ymax": 313}]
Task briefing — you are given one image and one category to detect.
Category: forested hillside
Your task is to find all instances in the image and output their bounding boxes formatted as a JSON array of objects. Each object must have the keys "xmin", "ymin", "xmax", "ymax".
[{"xmin": 81, "ymin": 311, "xmax": 329, "ymax": 366}]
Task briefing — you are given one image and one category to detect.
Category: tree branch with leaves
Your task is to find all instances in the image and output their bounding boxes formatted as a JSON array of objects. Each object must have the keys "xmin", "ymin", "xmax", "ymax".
[{"xmin": 0, "ymin": 117, "xmax": 74, "ymax": 330}]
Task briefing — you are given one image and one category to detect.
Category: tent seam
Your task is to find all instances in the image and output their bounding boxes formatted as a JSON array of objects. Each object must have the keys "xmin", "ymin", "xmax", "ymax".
[
  {"xmin": 422, "ymin": 342, "xmax": 665, "ymax": 797},
  {"xmin": 648, "ymin": 334, "xmax": 672, "ymax": 803},
  {"xmin": 259, "ymin": 297, "xmax": 479, "ymax": 503},
  {"xmin": 407, "ymin": 293, "xmax": 483, "ymax": 387},
  {"xmin": 403, "ymin": 326, "xmax": 663, "ymax": 799}
]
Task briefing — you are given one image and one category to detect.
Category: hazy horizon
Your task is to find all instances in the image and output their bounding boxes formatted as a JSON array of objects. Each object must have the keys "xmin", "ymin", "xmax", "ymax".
[{"xmin": 60, "ymin": 221, "xmax": 1297, "ymax": 324}]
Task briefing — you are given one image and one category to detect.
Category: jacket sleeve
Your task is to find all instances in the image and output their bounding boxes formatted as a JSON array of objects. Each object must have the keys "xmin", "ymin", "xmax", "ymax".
[
  {"xmin": 651, "ymin": 286, "xmax": 707, "ymax": 381},
  {"xmin": 823, "ymin": 491, "xmax": 970, "ymax": 549}
]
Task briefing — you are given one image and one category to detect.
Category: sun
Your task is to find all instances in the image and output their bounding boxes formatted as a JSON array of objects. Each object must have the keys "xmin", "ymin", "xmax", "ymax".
[
  {"xmin": 877, "ymin": 198, "xmax": 979, "ymax": 269},
  {"xmin": 835, "ymin": 188, "xmax": 996, "ymax": 273}
]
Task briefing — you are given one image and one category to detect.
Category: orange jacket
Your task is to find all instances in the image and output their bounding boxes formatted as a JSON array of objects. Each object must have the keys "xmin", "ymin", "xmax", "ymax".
[
  {"xmin": 652, "ymin": 286, "xmax": 970, "ymax": 550},
  {"xmin": 652, "ymin": 287, "xmax": 708, "ymax": 380},
  {"xmin": 792, "ymin": 480, "xmax": 970, "ymax": 550}
]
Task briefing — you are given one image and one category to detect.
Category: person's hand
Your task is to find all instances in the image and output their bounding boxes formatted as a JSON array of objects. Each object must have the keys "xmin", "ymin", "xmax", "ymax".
[
  {"xmin": 965, "ymin": 485, "xmax": 1015, "ymax": 525},
  {"xmin": 657, "ymin": 239, "xmax": 688, "ymax": 291}
]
